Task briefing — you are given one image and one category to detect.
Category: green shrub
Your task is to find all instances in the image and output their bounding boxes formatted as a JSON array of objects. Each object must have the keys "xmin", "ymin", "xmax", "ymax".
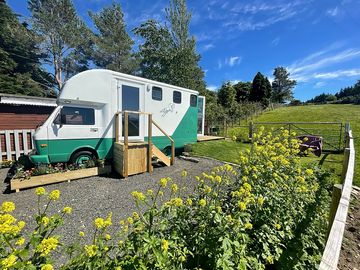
[{"xmin": 1, "ymin": 129, "xmax": 332, "ymax": 269}]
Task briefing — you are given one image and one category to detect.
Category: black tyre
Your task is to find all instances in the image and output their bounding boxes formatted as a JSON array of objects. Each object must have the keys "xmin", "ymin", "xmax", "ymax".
[{"xmin": 70, "ymin": 150, "xmax": 96, "ymax": 165}]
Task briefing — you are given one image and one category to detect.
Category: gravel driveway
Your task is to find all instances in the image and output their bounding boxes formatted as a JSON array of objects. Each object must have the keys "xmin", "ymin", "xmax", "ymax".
[{"xmin": 0, "ymin": 157, "xmax": 222, "ymax": 263}]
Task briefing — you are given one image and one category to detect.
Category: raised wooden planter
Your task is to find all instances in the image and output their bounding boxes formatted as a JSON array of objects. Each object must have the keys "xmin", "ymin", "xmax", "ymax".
[{"xmin": 10, "ymin": 165, "xmax": 111, "ymax": 192}]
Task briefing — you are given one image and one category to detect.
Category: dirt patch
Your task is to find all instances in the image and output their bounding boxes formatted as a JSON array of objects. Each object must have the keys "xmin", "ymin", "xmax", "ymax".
[{"xmin": 338, "ymin": 187, "xmax": 360, "ymax": 269}]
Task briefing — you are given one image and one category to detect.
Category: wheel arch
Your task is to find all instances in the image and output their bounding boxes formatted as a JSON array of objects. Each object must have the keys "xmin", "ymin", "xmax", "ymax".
[{"xmin": 69, "ymin": 146, "xmax": 99, "ymax": 161}]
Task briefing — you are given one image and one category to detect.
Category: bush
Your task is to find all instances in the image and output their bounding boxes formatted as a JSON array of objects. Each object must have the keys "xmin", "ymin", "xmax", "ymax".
[{"xmin": 0, "ymin": 129, "xmax": 332, "ymax": 269}]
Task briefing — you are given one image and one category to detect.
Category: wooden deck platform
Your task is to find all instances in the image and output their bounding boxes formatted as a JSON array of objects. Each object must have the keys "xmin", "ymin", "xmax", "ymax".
[{"xmin": 197, "ymin": 135, "xmax": 225, "ymax": 142}]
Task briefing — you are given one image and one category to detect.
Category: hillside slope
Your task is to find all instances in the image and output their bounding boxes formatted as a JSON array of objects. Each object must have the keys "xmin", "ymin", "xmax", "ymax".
[{"xmin": 254, "ymin": 104, "xmax": 359, "ymax": 185}]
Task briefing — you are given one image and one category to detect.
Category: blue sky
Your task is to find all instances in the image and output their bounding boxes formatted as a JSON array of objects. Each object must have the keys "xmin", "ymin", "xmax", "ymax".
[{"xmin": 8, "ymin": 0, "xmax": 360, "ymax": 101}]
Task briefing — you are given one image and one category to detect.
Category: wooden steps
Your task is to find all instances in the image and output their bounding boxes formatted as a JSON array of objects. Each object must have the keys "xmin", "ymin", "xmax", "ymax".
[{"xmin": 152, "ymin": 144, "xmax": 171, "ymax": 166}]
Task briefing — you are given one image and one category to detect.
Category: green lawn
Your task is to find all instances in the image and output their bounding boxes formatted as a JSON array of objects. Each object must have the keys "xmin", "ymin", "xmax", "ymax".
[
  {"xmin": 253, "ymin": 104, "xmax": 359, "ymax": 185},
  {"xmin": 189, "ymin": 140, "xmax": 343, "ymax": 181},
  {"xmin": 197, "ymin": 104, "xmax": 359, "ymax": 185}
]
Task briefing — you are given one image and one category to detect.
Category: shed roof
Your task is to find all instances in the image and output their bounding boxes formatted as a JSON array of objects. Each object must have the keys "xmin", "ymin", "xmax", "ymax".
[{"xmin": 0, "ymin": 93, "xmax": 57, "ymax": 107}]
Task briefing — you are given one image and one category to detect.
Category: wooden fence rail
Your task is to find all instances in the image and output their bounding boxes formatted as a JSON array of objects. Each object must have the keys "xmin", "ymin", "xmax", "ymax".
[
  {"xmin": 319, "ymin": 124, "xmax": 355, "ymax": 270},
  {"xmin": 0, "ymin": 129, "xmax": 35, "ymax": 161}
]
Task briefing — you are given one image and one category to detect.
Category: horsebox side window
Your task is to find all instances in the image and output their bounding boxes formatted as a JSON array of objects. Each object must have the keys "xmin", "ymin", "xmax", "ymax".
[
  {"xmin": 60, "ymin": 107, "xmax": 95, "ymax": 125},
  {"xmin": 173, "ymin": 91, "xmax": 182, "ymax": 104},
  {"xmin": 190, "ymin": 94, "xmax": 197, "ymax": 107},
  {"xmin": 152, "ymin": 86, "xmax": 162, "ymax": 101}
]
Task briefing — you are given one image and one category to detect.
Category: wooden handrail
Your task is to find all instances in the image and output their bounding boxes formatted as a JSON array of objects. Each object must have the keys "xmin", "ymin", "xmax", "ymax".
[
  {"xmin": 152, "ymin": 119, "xmax": 175, "ymax": 165},
  {"xmin": 114, "ymin": 110, "xmax": 175, "ymax": 168}
]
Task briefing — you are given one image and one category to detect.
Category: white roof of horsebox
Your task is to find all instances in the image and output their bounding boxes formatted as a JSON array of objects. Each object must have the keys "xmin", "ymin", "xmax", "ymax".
[{"xmin": 58, "ymin": 69, "xmax": 198, "ymax": 106}]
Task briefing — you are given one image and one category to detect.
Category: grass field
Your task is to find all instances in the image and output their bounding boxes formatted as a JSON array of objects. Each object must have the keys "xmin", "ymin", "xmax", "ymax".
[
  {"xmin": 190, "ymin": 140, "xmax": 343, "ymax": 181},
  {"xmin": 194, "ymin": 104, "xmax": 359, "ymax": 185},
  {"xmin": 253, "ymin": 104, "xmax": 359, "ymax": 185}
]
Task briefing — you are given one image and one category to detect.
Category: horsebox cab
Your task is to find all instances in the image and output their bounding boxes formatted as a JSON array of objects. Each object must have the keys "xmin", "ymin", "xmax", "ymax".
[{"xmin": 29, "ymin": 69, "xmax": 206, "ymax": 165}]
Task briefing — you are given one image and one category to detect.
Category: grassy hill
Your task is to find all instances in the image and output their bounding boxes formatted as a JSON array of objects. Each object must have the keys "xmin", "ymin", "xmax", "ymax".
[{"xmin": 254, "ymin": 104, "xmax": 359, "ymax": 185}]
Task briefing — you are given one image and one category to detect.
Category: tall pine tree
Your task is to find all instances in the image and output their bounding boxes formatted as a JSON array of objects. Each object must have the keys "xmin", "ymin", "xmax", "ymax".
[
  {"xmin": 28, "ymin": 0, "xmax": 92, "ymax": 91},
  {"xmin": 271, "ymin": 66, "xmax": 296, "ymax": 103},
  {"xmin": 249, "ymin": 72, "xmax": 272, "ymax": 106},
  {"xmin": 135, "ymin": 0, "xmax": 206, "ymax": 92},
  {"xmin": 0, "ymin": 0, "xmax": 52, "ymax": 96},
  {"xmin": 89, "ymin": 3, "xmax": 137, "ymax": 74}
]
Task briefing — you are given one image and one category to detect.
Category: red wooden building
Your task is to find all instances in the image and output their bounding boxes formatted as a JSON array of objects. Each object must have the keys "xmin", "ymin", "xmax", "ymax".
[{"xmin": 0, "ymin": 94, "xmax": 56, "ymax": 161}]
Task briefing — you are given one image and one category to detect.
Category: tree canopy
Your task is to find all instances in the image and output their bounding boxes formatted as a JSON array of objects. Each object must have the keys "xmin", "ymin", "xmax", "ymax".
[
  {"xmin": 249, "ymin": 72, "xmax": 272, "ymax": 106},
  {"xmin": 0, "ymin": 0, "xmax": 52, "ymax": 96},
  {"xmin": 271, "ymin": 66, "xmax": 296, "ymax": 103},
  {"xmin": 134, "ymin": 0, "xmax": 206, "ymax": 92},
  {"xmin": 89, "ymin": 3, "xmax": 137, "ymax": 74}
]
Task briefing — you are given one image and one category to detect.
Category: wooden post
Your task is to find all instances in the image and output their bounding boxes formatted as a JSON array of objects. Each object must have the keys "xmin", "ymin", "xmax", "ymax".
[
  {"xmin": 124, "ymin": 112, "xmax": 129, "ymax": 177},
  {"xmin": 249, "ymin": 122, "xmax": 254, "ymax": 139},
  {"xmin": 115, "ymin": 113, "xmax": 119, "ymax": 143},
  {"xmin": 171, "ymin": 141, "xmax": 175, "ymax": 165},
  {"xmin": 338, "ymin": 123, "xmax": 343, "ymax": 152},
  {"xmin": 147, "ymin": 114, "xmax": 153, "ymax": 173},
  {"xmin": 340, "ymin": 148, "xmax": 350, "ymax": 184},
  {"xmin": 327, "ymin": 184, "xmax": 342, "ymax": 238}
]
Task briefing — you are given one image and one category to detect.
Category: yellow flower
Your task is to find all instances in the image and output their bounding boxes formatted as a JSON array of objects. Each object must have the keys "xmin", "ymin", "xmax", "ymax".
[
  {"xmin": 16, "ymin": 237, "xmax": 25, "ymax": 246},
  {"xmin": 36, "ymin": 237, "xmax": 59, "ymax": 256},
  {"xmin": 18, "ymin": 221, "xmax": 25, "ymax": 230},
  {"xmin": 181, "ymin": 170, "xmax": 188, "ymax": 177},
  {"xmin": 127, "ymin": 217, "xmax": 134, "ymax": 224},
  {"xmin": 214, "ymin": 175, "xmax": 222, "ymax": 183},
  {"xmin": 275, "ymin": 223, "xmax": 281, "ymax": 230},
  {"xmin": 62, "ymin": 206, "xmax": 72, "ymax": 214},
  {"xmin": 48, "ymin": 190, "xmax": 60, "ymax": 201},
  {"xmin": 1, "ymin": 254, "xmax": 17, "ymax": 269},
  {"xmin": 79, "ymin": 231, "xmax": 85, "ymax": 237},
  {"xmin": 238, "ymin": 202, "xmax": 247, "ymax": 211},
  {"xmin": 159, "ymin": 178, "xmax": 168, "ymax": 188},
  {"xmin": 41, "ymin": 264, "xmax": 54, "ymax": 270},
  {"xmin": 94, "ymin": 218, "xmax": 105, "ymax": 229},
  {"xmin": 171, "ymin": 183, "xmax": 178, "ymax": 193},
  {"xmin": 204, "ymin": 185, "xmax": 212, "ymax": 194},
  {"xmin": 131, "ymin": 191, "xmax": 146, "ymax": 201},
  {"xmin": 146, "ymin": 189, "xmax": 154, "ymax": 196},
  {"xmin": 244, "ymin": 222, "xmax": 253, "ymax": 230},
  {"xmin": 166, "ymin": 198, "xmax": 183, "ymax": 207},
  {"xmin": 132, "ymin": 212, "xmax": 140, "ymax": 220},
  {"xmin": 257, "ymin": 196, "xmax": 265, "ymax": 206},
  {"xmin": 41, "ymin": 216, "xmax": 50, "ymax": 226},
  {"xmin": 199, "ymin": 199, "xmax": 206, "ymax": 207},
  {"xmin": 35, "ymin": 187, "xmax": 46, "ymax": 196},
  {"xmin": 243, "ymin": 183, "xmax": 252, "ymax": 192},
  {"xmin": 105, "ymin": 234, "xmax": 111, "ymax": 240},
  {"xmin": 105, "ymin": 212, "xmax": 112, "ymax": 227},
  {"xmin": 186, "ymin": 198, "xmax": 193, "ymax": 206},
  {"xmin": 1, "ymin": 202, "xmax": 15, "ymax": 213},
  {"xmin": 84, "ymin": 245, "xmax": 97, "ymax": 257},
  {"xmin": 305, "ymin": 169, "xmax": 313, "ymax": 176},
  {"xmin": 158, "ymin": 191, "xmax": 164, "ymax": 196},
  {"xmin": 161, "ymin": 239, "xmax": 169, "ymax": 252},
  {"xmin": 115, "ymin": 267, "xmax": 122, "ymax": 270},
  {"xmin": 267, "ymin": 255, "xmax": 274, "ymax": 264},
  {"xmin": 232, "ymin": 135, "xmax": 237, "ymax": 141}
]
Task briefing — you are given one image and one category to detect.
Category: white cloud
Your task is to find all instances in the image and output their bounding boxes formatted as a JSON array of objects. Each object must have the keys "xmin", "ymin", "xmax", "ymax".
[
  {"xmin": 326, "ymin": 7, "xmax": 339, "ymax": 17},
  {"xmin": 314, "ymin": 81, "xmax": 326, "ymax": 88},
  {"xmin": 271, "ymin": 37, "xmax": 280, "ymax": 46},
  {"xmin": 288, "ymin": 47, "xmax": 360, "ymax": 81},
  {"xmin": 207, "ymin": 85, "xmax": 218, "ymax": 91},
  {"xmin": 314, "ymin": 69, "xmax": 360, "ymax": 79},
  {"xmin": 202, "ymin": 43, "xmax": 215, "ymax": 51},
  {"xmin": 228, "ymin": 56, "xmax": 242, "ymax": 66}
]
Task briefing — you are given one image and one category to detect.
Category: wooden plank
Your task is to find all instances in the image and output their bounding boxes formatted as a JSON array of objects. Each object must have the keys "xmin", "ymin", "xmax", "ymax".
[
  {"xmin": 14, "ymin": 130, "xmax": 20, "ymax": 159},
  {"xmin": 123, "ymin": 112, "xmax": 129, "ymax": 177},
  {"xmin": 152, "ymin": 145, "xmax": 171, "ymax": 166},
  {"xmin": 128, "ymin": 144, "xmax": 147, "ymax": 175},
  {"xmin": 197, "ymin": 136, "xmax": 225, "ymax": 142},
  {"xmin": 0, "ymin": 132, "xmax": 2, "ymax": 160},
  {"xmin": 22, "ymin": 130, "xmax": 28, "ymax": 154},
  {"xmin": 5, "ymin": 130, "xmax": 12, "ymax": 160},
  {"xmin": 148, "ymin": 114, "xmax": 153, "ymax": 173},
  {"xmin": 152, "ymin": 120, "xmax": 174, "ymax": 143},
  {"xmin": 327, "ymin": 184, "xmax": 342, "ymax": 237},
  {"xmin": 171, "ymin": 141, "xmax": 175, "ymax": 165},
  {"xmin": 115, "ymin": 113, "xmax": 119, "ymax": 143},
  {"xmin": 10, "ymin": 166, "xmax": 111, "ymax": 191},
  {"xmin": 319, "ymin": 128, "xmax": 355, "ymax": 270}
]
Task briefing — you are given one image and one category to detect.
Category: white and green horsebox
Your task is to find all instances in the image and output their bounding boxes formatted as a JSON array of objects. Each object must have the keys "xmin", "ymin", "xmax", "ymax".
[{"xmin": 30, "ymin": 69, "xmax": 205, "ymax": 165}]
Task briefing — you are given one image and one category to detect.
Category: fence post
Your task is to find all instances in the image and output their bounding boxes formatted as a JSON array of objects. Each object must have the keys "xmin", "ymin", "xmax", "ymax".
[
  {"xmin": 340, "ymin": 148, "xmax": 350, "ymax": 184},
  {"xmin": 327, "ymin": 184, "xmax": 342, "ymax": 237},
  {"xmin": 249, "ymin": 122, "xmax": 254, "ymax": 139}
]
